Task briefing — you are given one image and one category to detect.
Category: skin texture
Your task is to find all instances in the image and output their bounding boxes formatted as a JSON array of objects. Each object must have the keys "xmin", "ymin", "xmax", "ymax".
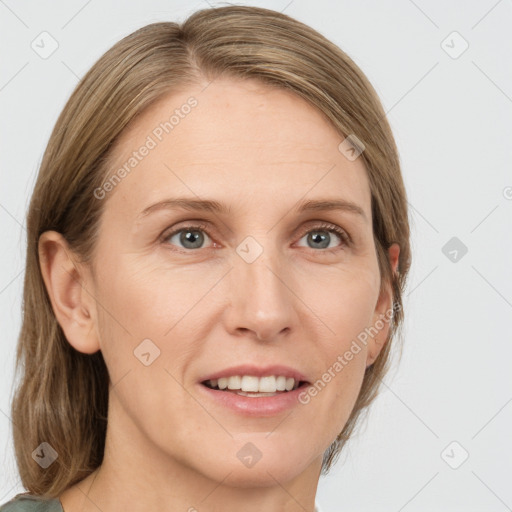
[{"xmin": 40, "ymin": 77, "xmax": 399, "ymax": 512}]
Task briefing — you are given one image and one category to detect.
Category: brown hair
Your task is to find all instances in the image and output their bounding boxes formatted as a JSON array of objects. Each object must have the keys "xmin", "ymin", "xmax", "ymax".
[{"xmin": 10, "ymin": 5, "xmax": 411, "ymax": 497}]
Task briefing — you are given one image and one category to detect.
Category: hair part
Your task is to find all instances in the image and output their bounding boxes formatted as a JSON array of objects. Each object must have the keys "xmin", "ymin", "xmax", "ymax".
[{"xmin": 12, "ymin": 5, "xmax": 411, "ymax": 496}]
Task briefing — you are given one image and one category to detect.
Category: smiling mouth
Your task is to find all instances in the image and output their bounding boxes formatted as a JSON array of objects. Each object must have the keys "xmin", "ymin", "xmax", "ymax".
[{"xmin": 201, "ymin": 375, "xmax": 310, "ymax": 397}]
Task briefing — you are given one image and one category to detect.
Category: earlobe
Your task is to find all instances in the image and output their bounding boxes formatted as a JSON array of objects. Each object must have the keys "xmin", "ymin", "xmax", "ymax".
[
  {"xmin": 366, "ymin": 243, "xmax": 400, "ymax": 368},
  {"xmin": 38, "ymin": 231, "xmax": 100, "ymax": 354}
]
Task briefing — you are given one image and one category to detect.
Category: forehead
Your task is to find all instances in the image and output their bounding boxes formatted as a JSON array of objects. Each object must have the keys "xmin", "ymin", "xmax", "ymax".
[{"xmin": 102, "ymin": 77, "xmax": 371, "ymax": 218}]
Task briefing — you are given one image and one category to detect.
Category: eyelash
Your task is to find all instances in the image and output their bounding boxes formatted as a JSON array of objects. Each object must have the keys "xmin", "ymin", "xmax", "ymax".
[{"xmin": 160, "ymin": 221, "xmax": 351, "ymax": 254}]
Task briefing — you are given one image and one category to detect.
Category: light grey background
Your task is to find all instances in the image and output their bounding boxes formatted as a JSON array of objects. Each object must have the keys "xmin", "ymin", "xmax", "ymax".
[{"xmin": 1, "ymin": 1, "xmax": 511, "ymax": 510}]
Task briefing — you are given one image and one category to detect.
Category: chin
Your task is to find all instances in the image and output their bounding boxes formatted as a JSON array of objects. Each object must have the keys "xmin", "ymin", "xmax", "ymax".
[
  {"xmin": 211, "ymin": 458, "xmax": 312, "ymax": 488},
  {"xmin": 195, "ymin": 438, "xmax": 320, "ymax": 488}
]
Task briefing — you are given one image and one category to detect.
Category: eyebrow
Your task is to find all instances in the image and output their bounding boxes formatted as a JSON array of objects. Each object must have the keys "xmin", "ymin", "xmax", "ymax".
[{"xmin": 138, "ymin": 197, "xmax": 367, "ymax": 222}]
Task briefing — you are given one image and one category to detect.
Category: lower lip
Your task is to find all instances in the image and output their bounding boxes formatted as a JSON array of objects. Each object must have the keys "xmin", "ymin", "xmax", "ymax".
[{"xmin": 197, "ymin": 383, "xmax": 309, "ymax": 417}]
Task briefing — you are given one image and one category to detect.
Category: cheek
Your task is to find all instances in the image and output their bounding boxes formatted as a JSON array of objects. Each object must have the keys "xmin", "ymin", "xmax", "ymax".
[
  {"xmin": 297, "ymin": 264, "xmax": 379, "ymax": 427},
  {"xmin": 300, "ymin": 261, "xmax": 380, "ymax": 341},
  {"xmin": 96, "ymin": 255, "xmax": 213, "ymax": 332},
  {"xmin": 92, "ymin": 256, "xmax": 223, "ymax": 385},
  {"xmin": 91, "ymin": 259, "xmax": 203, "ymax": 437}
]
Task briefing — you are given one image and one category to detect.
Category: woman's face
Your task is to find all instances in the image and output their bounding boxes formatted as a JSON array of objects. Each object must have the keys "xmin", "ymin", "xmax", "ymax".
[{"xmin": 79, "ymin": 77, "xmax": 396, "ymax": 485}]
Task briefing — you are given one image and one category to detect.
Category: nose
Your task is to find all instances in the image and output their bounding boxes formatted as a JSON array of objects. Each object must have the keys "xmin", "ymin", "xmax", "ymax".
[{"xmin": 223, "ymin": 243, "xmax": 297, "ymax": 342}]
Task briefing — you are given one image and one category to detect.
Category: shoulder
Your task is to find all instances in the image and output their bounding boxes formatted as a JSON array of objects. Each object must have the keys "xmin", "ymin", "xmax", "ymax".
[{"xmin": 0, "ymin": 493, "xmax": 63, "ymax": 512}]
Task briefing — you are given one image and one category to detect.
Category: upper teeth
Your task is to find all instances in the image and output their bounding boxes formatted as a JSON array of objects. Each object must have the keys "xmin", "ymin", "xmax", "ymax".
[{"xmin": 209, "ymin": 375, "xmax": 298, "ymax": 392}]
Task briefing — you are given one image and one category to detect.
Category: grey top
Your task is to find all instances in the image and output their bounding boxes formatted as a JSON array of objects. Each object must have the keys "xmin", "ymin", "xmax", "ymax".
[{"xmin": 0, "ymin": 494, "xmax": 63, "ymax": 512}]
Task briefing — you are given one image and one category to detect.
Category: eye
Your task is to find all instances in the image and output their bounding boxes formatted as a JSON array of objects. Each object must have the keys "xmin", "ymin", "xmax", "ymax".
[
  {"xmin": 162, "ymin": 223, "xmax": 214, "ymax": 251},
  {"xmin": 160, "ymin": 221, "xmax": 351, "ymax": 252},
  {"xmin": 296, "ymin": 222, "xmax": 350, "ymax": 251}
]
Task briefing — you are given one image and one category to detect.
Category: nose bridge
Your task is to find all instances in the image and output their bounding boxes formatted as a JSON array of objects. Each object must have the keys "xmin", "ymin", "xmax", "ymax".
[{"xmin": 227, "ymin": 236, "xmax": 295, "ymax": 340}]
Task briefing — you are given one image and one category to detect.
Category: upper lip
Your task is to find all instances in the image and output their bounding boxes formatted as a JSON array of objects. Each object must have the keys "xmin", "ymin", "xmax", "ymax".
[{"xmin": 200, "ymin": 364, "xmax": 310, "ymax": 384}]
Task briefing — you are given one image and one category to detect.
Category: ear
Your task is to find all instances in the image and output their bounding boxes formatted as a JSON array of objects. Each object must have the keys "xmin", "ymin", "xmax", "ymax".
[
  {"xmin": 38, "ymin": 230, "xmax": 100, "ymax": 354},
  {"xmin": 366, "ymin": 243, "xmax": 400, "ymax": 368}
]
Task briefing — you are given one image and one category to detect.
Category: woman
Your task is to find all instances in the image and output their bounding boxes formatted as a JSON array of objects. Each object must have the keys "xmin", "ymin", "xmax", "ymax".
[{"xmin": 1, "ymin": 5, "xmax": 410, "ymax": 511}]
